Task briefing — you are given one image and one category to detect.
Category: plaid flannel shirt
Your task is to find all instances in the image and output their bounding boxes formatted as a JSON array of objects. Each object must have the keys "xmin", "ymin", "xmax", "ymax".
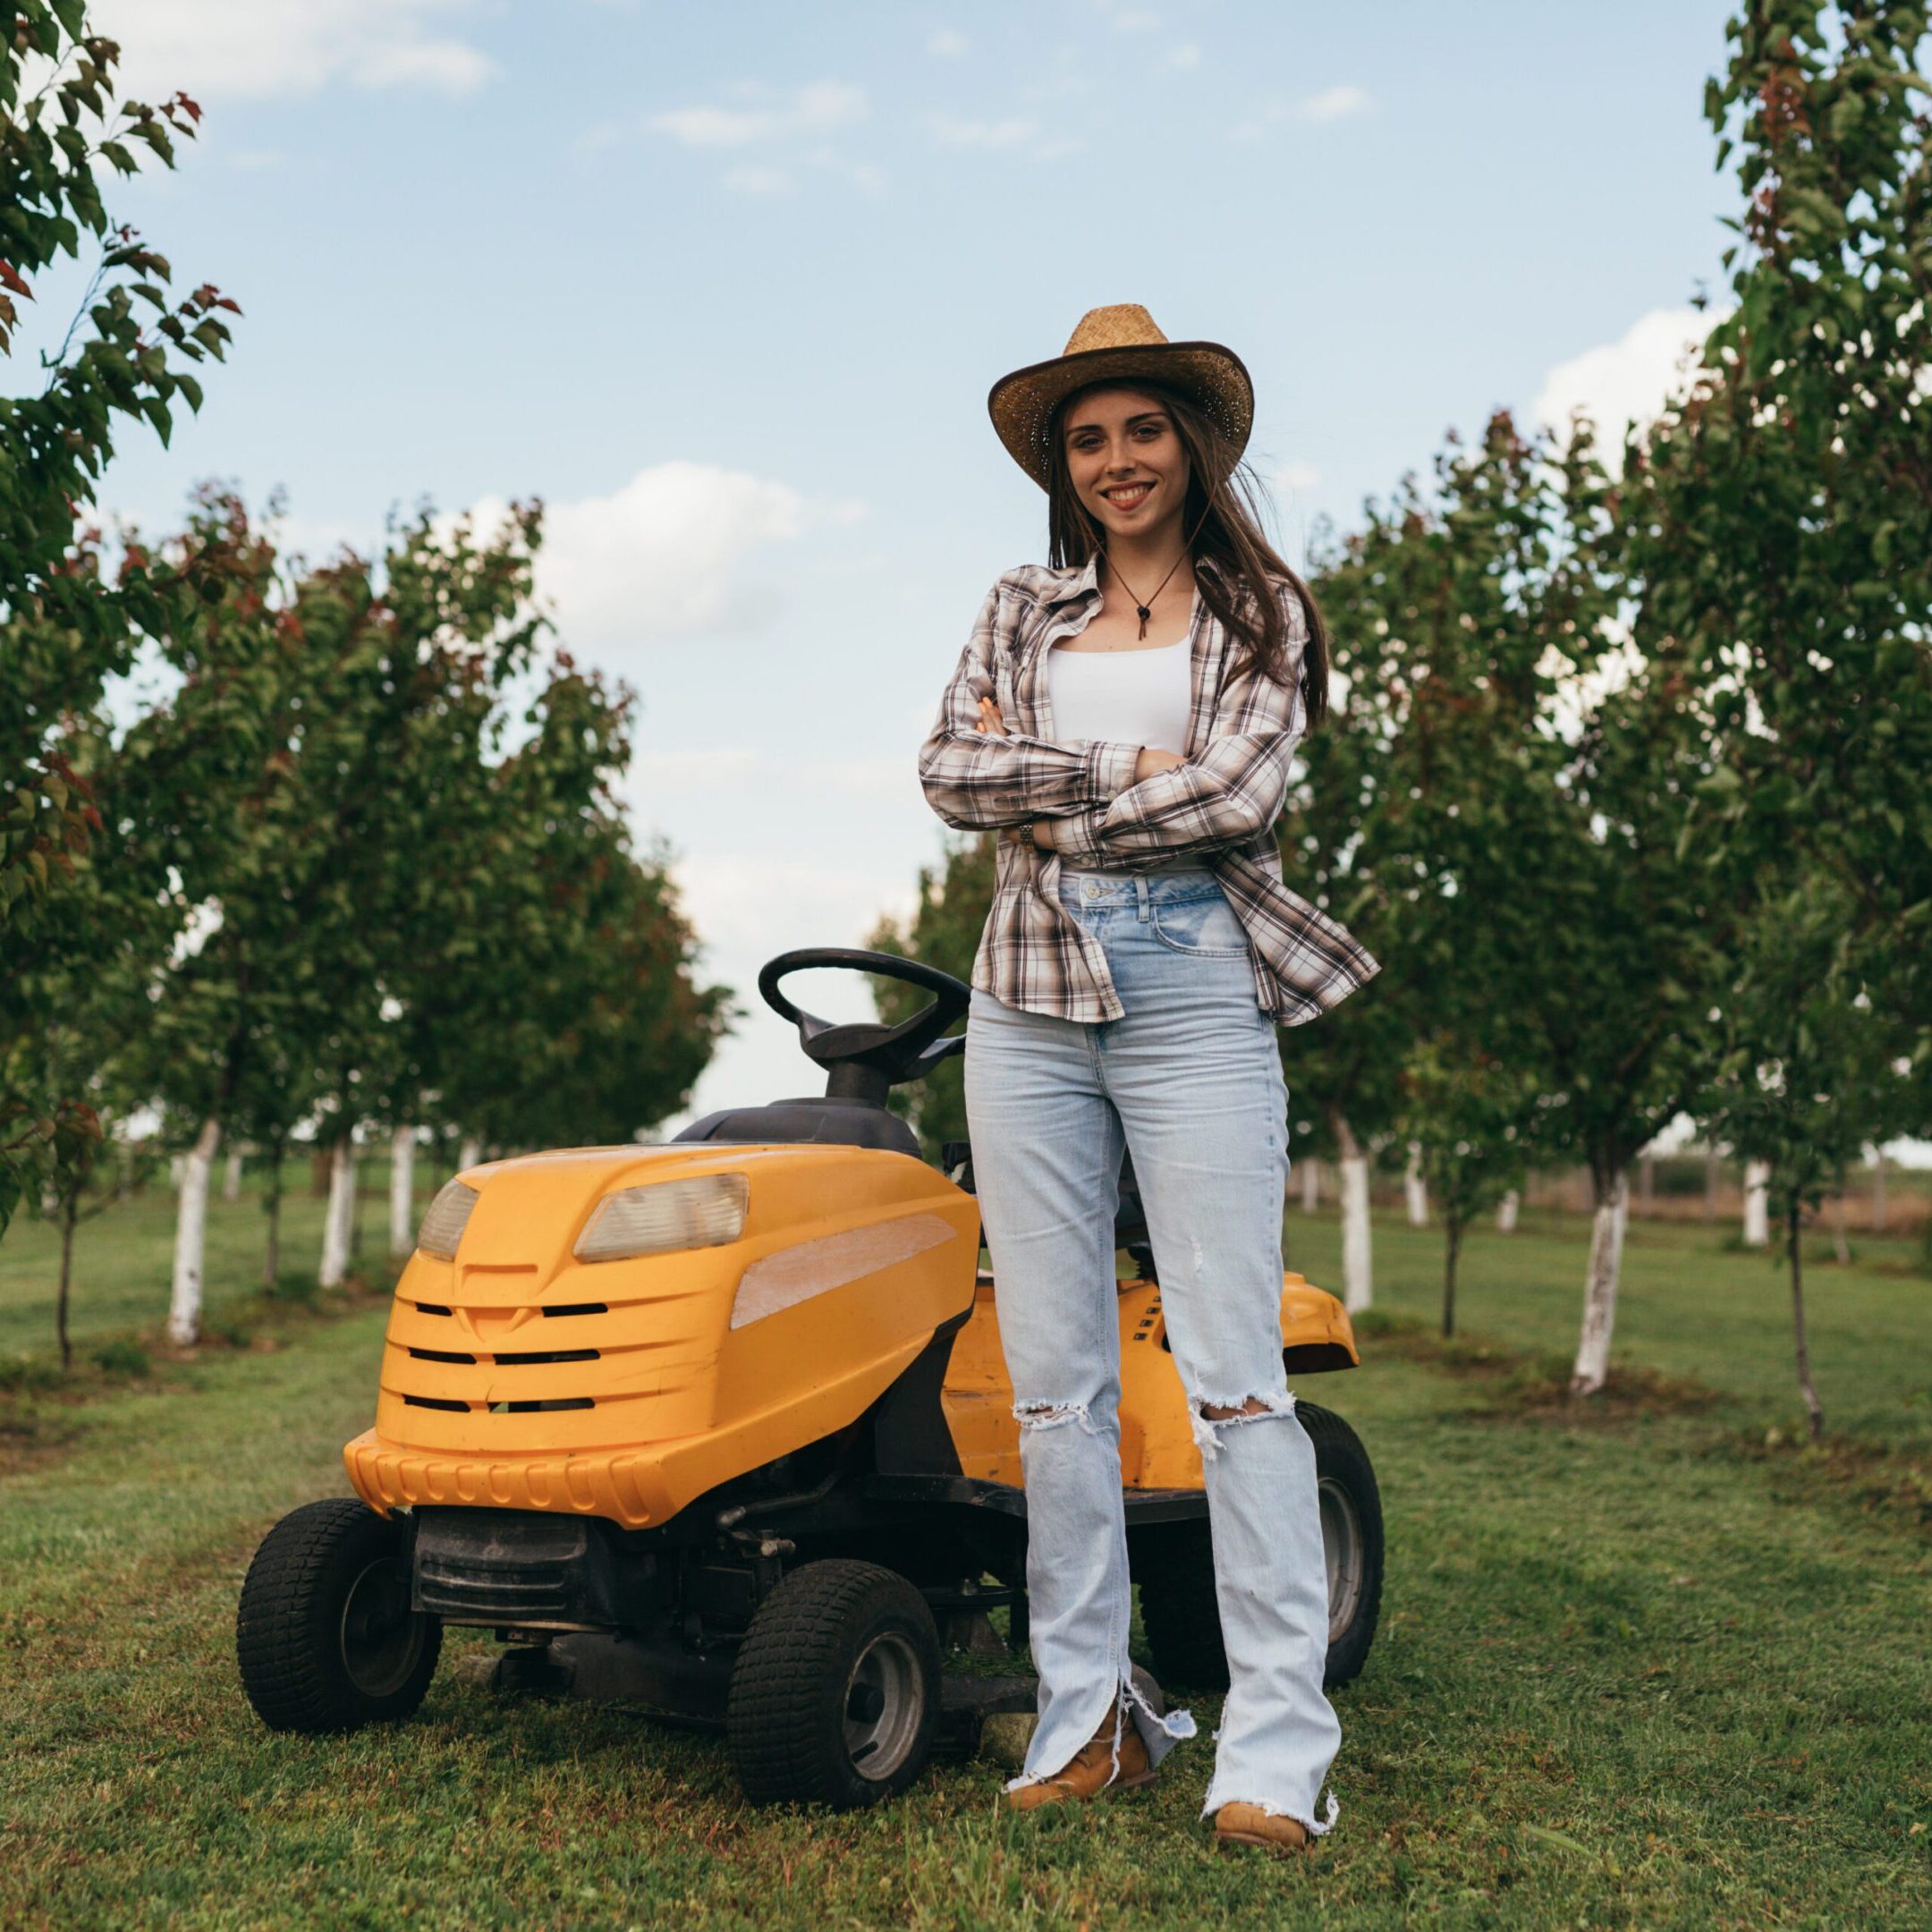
[{"xmin": 917, "ymin": 549, "xmax": 1379, "ymax": 1025}]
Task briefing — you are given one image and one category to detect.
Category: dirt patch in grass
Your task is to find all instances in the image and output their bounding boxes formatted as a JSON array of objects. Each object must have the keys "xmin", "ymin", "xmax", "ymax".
[
  {"xmin": 1352, "ymin": 1309, "xmax": 1727, "ymax": 1424},
  {"xmin": 1709, "ymin": 1426, "xmax": 1932, "ymax": 1536}
]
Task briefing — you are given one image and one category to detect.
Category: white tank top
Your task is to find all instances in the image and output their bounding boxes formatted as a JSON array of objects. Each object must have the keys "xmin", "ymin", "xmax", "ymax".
[{"xmin": 1046, "ymin": 636, "xmax": 1192, "ymax": 758}]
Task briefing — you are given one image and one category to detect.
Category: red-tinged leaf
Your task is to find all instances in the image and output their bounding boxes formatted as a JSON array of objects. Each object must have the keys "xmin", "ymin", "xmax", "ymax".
[{"xmin": 0, "ymin": 260, "xmax": 30, "ymax": 297}]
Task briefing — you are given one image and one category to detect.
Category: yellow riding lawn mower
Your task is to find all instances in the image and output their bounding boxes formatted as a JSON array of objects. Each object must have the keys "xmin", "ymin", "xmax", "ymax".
[{"xmin": 236, "ymin": 948, "xmax": 1384, "ymax": 1809}]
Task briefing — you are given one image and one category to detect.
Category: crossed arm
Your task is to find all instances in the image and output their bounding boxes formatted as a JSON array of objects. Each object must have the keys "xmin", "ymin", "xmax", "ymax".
[{"xmin": 915, "ymin": 583, "xmax": 1306, "ymax": 866}]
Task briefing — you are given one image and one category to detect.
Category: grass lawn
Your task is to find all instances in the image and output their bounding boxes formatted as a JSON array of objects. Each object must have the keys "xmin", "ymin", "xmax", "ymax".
[
  {"xmin": 1284, "ymin": 1206, "xmax": 1932, "ymax": 1454},
  {"xmin": 0, "ymin": 1174, "xmax": 417, "ymax": 1366},
  {"xmin": 2, "ymin": 1198, "xmax": 1928, "ymax": 1929}
]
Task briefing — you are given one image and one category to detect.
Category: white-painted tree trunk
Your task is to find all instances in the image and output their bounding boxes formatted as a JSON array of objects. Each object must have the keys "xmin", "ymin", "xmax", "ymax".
[
  {"xmin": 318, "ymin": 1140, "xmax": 356, "ymax": 1288},
  {"xmin": 457, "ymin": 1134, "xmax": 483, "ymax": 1174},
  {"xmin": 1300, "ymin": 1157, "xmax": 1320, "ymax": 1213},
  {"xmin": 1570, "ymin": 1167, "xmax": 1630, "ymax": 1394},
  {"xmin": 166, "ymin": 1117, "xmax": 223, "ymax": 1348},
  {"xmin": 1496, "ymin": 1190, "xmax": 1520, "ymax": 1233},
  {"xmin": 1742, "ymin": 1158, "xmax": 1771, "ymax": 1248},
  {"xmin": 1334, "ymin": 1115, "xmax": 1373, "ymax": 1314},
  {"xmin": 389, "ymin": 1124, "xmax": 416, "ymax": 1257},
  {"xmin": 170, "ymin": 1153, "xmax": 185, "ymax": 1190},
  {"xmin": 223, "ymin": 1147, "xmax": 243, "ymax": 1201},
  {"xmin": 1404, "ymin": 1142, "xmax": 1428, "ymax": 1227}
]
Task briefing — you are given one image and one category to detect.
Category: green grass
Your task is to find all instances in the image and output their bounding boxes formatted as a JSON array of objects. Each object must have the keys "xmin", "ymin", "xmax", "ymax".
[
  {"xmin": 2, "ymin": 1199, "xmax": 1929, "ymax": 1928},
  {"xmin": 0, "ymin": 1175, "xmax": 407, "ymax": 1365},
  {"xmin": 1284, "ymin": 1206, "xmax": 1932, "ymax": 1454}
]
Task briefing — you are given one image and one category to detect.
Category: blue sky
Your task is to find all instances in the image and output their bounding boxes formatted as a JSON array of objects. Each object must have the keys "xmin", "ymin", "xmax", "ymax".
[{"xmin": 80, "ymin": 0, "xmax": 1741, "ymax": 1128}]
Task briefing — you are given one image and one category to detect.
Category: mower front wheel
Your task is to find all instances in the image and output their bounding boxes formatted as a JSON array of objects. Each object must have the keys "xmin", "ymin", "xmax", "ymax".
[
  {"xmin": 236, "ymin": 1497, "xmax": 443, "ymax": 1733},
  {"xmin": 726, "ymin": 1559, "xmax": 941, "ymax": 1809}
]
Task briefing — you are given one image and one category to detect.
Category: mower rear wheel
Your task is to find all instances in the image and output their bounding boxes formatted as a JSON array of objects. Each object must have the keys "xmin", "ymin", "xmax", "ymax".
[
  {"xmin": 236, "ymin": 1497, "xmax": 442, "ymax": 1733},
  {"xmin": 1136, "ymin": 1401, "xmax": 1384, "ymax": 1691},
  {"xmin": 726, "ymin": 1560, "xmax": 940, "ymax": 1809}
]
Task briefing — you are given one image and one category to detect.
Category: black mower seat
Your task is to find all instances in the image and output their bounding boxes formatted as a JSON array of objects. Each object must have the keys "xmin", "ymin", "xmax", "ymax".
[{"xmin": 671, "ymin": 1096, "xmax": 921, "ymax": 1160}]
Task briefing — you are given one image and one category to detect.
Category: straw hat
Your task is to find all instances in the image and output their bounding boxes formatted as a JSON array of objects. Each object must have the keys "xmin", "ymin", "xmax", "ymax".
[{"xmin": 987, "ymin": 302, "xmax": 1253, "ymax": 492}]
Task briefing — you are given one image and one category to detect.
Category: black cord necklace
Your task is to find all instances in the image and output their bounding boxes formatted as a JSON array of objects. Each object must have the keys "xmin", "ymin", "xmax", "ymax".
[{"xmin": 1102, "ymin": 496, "xmax": 1217, "ymax": 640}]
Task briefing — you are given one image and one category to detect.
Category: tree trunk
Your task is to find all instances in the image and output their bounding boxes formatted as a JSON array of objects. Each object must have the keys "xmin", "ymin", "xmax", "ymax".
[
  {"xmin": 1703, "ymin": 1146, "xmax": 1719, "ymax": 1222},
  {"xmin": 1569, "ymin": 1165, "xmax": 1629, "ymax": 1395},
  {"xmin": 263, "ymin": 1144, "xmax": 284, "ymax": 1292},
  {"xmin": 1403, "ymin": 1143, "xmax": 1428, "ymax": 1227},
  {"xmin": 167, "ymin": 1117, "xmax": 222, "ymax": 1348},
  {"xmin": 1742, "ymin": 1159, "xmax": 1771, "ymax": 1248},
  {"xmin": 1496, "ymin": 1190, "xmax": 1520, "ymax": 1234},
  {"xmin": 457, "ymin": 1133, "xmax": 483, "ymax": 1174},
  {"xmin": 389, "ymin": 1124, "xmax": 416, "ymax": 1257},
  {"xmin": 1333, "ymin": 1114, "xmax": 1373, "ymax": 1314},
  {"xmin": 1788, "ymin": 1199, "xmax": 1823, "ymax": 1442},
  {"xmin": 318, "ymin": 1140, "xmax": 354, "ymax": 1289},
  {"xmin": 1441, "ymin": 1215, "xmax": 1462, "ymax": 1338},
  {"xmin": 1300, "ymin": 1157, "xmax": 1320, "ymax": 1213},
  {"xmin": 170, "ymin": 1152, "xmax": 186, "ymax": 1191},
  {"xmin": 57, "ymin": 1196, "xmax": 78, "ymax": 1375},
  {"xmin": 223, "ymin": 1147, "xmax": 243, "ymax": 1202},
  {"xmin": 349, "ymin": 1140, "xmax": 366, "ymax": 1259}
]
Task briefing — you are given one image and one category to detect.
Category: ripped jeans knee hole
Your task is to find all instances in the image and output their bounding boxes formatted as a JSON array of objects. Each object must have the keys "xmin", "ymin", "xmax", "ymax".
[{"xmin": 1190, "ymin": 1387, "xmax": 1296, "ymax": 1461}]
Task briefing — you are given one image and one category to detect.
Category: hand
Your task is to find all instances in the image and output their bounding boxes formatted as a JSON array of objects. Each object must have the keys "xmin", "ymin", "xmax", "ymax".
[{"xmin": 974, "ymin": 696, "xmax": 1008, "ymax": 737}]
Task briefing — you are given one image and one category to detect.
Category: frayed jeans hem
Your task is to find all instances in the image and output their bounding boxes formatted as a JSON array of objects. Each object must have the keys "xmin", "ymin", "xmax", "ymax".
[{"xmin": 1202, "ymin": 1789, "xmax": 1342, "ymax": 1836}]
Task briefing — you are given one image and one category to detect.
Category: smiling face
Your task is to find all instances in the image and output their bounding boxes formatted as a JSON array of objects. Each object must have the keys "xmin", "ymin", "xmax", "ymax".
[{"xmin": 1058, "ymin": 384, "xmax": 1192, "ymax": 546}]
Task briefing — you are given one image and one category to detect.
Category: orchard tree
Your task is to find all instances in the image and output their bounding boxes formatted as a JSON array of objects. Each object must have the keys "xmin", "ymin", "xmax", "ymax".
[
  {"xmin": 1696, "ymin": 877, "xmax": 1912, "ymax": 1438},
  {"xmin": 1, "ymin": 4, "xmax": 237, "ymax": 1227},
  {"xmin": 1628, "ymin": 1, "xmax": 1932, "ymax": 1065},
  {"xmin": 1396, "ymin": 1035, "xmax": 1533, "ymax": 1337},
  {"xmin": 1355, "ymin": 413, "xmax": 1729, "ymax": 1394}
]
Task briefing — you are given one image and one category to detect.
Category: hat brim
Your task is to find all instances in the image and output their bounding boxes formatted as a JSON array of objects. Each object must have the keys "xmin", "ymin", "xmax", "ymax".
[{"xmin": 987, "ymin": 339, "xmax": 1253, "ymax": 491}]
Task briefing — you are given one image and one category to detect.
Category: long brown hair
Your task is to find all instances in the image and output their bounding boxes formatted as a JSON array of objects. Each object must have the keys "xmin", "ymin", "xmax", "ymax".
[{"xmin": 1043, "ymin": 377, "xmax": 1330, "ymax": 729}]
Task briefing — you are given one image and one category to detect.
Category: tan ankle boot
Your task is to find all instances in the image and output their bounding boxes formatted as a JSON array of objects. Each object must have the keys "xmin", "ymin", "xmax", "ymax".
[
  {"xmin": 1212, "ymin": 1802, "xmax": 1312, "ymax": 1856},
  {"xmin": 1002, "ymin": 1699, "xmax": 1155, "ymax": 1812}
]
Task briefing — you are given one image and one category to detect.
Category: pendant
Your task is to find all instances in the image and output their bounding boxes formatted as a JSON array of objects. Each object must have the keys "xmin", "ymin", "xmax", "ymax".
[{"xmin": 1136, "ymin": 605, "xmax": 1150, "ymax": 639}]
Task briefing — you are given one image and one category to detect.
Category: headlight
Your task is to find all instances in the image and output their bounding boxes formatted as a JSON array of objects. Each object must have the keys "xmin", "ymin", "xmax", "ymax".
[
  {"xmin": 574, "ymin": 1173, "xmax": 750, "ymax": 1263},
  {"xmin": 417, "ymin": 1180, "xmax": 479, "ymax": 1259}
]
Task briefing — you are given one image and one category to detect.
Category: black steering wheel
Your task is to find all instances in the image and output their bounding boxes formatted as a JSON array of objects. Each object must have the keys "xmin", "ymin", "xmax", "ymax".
[{"xmin": 757, "ymin": 948, "xmax": 970, "ymax": 1098}]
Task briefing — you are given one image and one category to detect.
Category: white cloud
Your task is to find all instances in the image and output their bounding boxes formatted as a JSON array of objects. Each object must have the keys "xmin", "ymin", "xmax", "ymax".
[
  {"xmin": 722, "ymin": 164, "xmax": 797, "ymax": 197},
  {"xmin": 1269, "ymin": 460, "xmax": 1320, "ymax": 493},
  {"xmin": 1531, "ymin": 304, "xmax": 1729, "ymax": 469},
  {"xmin": 460, "ymin": 462, "xmax": 864, "ymax": 648},
  {"xmin": 98, "ymin": 0, "xmax": 495, "ymax": 102},
  {"xmin": 1229, "ymin": 83, "xmax": 1372, "ymax": 142},
  {"xmin": 631, "ymin": 747, "xmax": 919, "ymax": 808},
  {"xmin": 928, "ymin": 29, "xmax": 969, "ymax": 56},
  {"xmin": 648, "ymin": 80, "xmax": 868, "ymax": 149},
  {"xmin": 1296, "ymin": 84, "xmax": 1371, "ymax": 123},
  {"xmin": 665, "ymin": 851, "xmax": 918, "ymax": 981},
  {"xmin": 1164, "ymin": 43, "xmax": 1202, "ymax": 71},
  {"xmin": 926, "ymin": 114, "xmax": 1084, "ymax": 161}
]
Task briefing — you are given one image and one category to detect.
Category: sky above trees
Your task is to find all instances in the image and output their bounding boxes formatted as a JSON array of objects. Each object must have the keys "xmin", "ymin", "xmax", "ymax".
[{"xmin": 72, "ymin": 0, "xmax": 1744, "ymax": 1123}]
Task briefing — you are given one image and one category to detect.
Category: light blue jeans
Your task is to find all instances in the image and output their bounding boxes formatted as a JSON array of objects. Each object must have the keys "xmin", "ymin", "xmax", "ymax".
[{"xmin": 963, "ymin": 866, "xmax": 1341, "ymax": 1832}]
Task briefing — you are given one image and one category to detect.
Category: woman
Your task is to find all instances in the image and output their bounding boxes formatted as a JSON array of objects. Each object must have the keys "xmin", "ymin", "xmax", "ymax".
[{"xmin": 916, "ymin": 304, "xmax": 1378, "ymax": 1858}]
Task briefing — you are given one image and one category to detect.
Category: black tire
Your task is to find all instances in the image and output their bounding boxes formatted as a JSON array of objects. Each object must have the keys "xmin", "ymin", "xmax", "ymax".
[
  {"xmin": 726, "ymin": 1559, "xmax": 940, "ymax": 1810},
  {"xmin": 236, "ymin": 1497, "xmax": 443, "ymax": 1733},
  {"xmin": 1135, "ymin": 1399, "xmax": 1384, "ymax": 1690}
]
